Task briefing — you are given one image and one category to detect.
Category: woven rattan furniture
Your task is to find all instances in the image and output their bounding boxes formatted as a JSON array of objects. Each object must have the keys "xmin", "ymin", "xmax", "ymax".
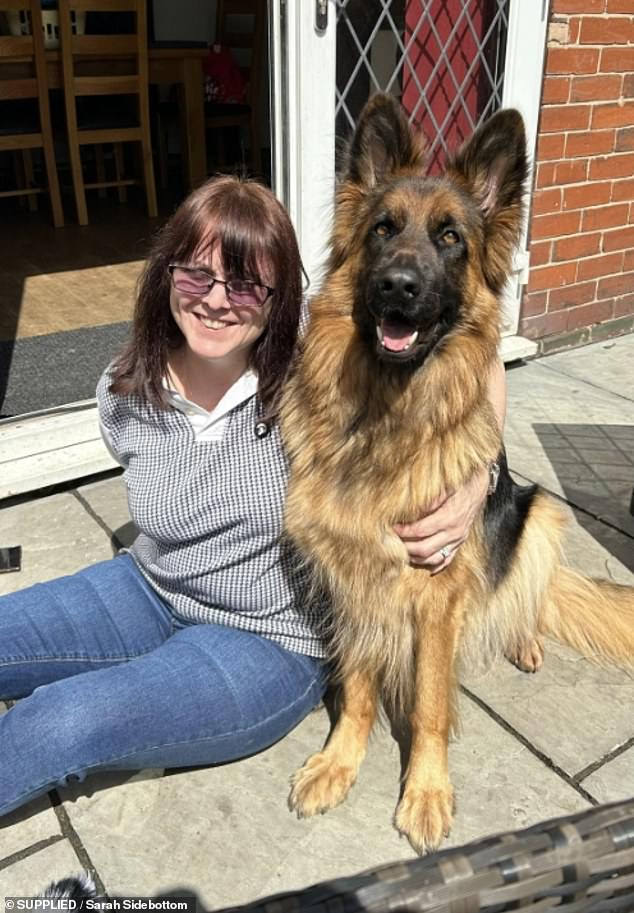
[{"xmin": 222, "ymin": 799, "xmax": 634, "ymax": 913}]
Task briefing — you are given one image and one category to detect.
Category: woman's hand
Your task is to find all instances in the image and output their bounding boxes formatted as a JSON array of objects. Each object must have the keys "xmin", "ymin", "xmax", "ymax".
[{"xmin": 393, "ymin": 466, "xmax": 489, "ymax": 574}]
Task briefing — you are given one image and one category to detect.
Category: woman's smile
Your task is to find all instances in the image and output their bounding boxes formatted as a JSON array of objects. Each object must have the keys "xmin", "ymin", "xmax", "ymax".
[{"xmin": 193, "ymin": 312, "xmax": 238, "ymax": 331}]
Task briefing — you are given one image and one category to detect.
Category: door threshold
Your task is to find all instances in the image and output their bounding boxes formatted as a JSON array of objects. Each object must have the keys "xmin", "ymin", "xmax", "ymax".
[
  {"xmin": 500, "ymin": 334, "xmax": 538, "ymax": 362},
  {"xmin": 0, "ymin": 400, "xmax": 117, "ymax": 501}
]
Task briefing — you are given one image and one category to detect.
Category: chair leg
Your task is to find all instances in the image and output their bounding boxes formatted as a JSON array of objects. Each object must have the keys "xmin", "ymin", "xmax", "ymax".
[
  {"xmin": 114, "ymin": 143, "xmax": 128, "ymax": 203},
  {"xmin": 12, "ymin": 152, "xmax": 27, "ymax": 208},
  {"xmin": 95, "ymin": 145, "xmax": 107, "ymax": 199},
  {"xmin": 140, "ymin": 137, "xmax": 158, "ymax": 219},
  {"xmin": 41, "ymin": 119, "xmax": 64, "ymax": 228},
  {"xmin": 156, "ymin": 113, "xmax": 169, "ymax": 190},
  {"xmin": 22, "ymin": 150, "xmax": 38, "ymax": 211},
  {"xmin": 68, "ymin": 140, "xmax": 88, "ymax": 226}
]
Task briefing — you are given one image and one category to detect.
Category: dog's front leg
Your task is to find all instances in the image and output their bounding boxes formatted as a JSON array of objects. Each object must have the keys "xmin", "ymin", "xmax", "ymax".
[
  {"xmin": 394, "ymin": 591, "xmax": 461, "ymax": 854},
  {"xmin": 289, "ymin": 668, "xmax": 378, "ymax": 817}
]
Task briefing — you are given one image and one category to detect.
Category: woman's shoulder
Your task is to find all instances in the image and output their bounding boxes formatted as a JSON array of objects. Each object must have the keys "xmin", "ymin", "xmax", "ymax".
[{"xmin": 96, "ymin": 360, "xmax": 139, "ymax": 429}]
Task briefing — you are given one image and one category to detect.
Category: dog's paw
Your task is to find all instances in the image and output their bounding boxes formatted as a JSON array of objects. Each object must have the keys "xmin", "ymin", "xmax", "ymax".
[
  {"xmin": 394, "ymin": 784, "xmax": 454, "ymax": 854},
  {"xmin": 288, "ymin": 752, "xmax": 357, "ymax": 817},
  {"xmin": 506, "ymin": 637, "xmax": 544, "ymax": 673}
]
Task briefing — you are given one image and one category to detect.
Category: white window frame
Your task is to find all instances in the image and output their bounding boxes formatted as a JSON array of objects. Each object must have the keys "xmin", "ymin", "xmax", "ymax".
[{"xmin": 272, "ymin": 0, "xmax": 549, "ymax": 359}]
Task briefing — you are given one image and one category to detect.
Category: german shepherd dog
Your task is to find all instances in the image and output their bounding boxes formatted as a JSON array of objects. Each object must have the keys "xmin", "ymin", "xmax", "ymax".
[{"xmin": 280, "ymin": 95, "xmax": 634, "ymax": 854}]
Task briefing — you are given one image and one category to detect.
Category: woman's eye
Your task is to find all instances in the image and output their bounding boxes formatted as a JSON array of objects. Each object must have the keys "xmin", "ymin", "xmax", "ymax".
[
  {"xmin": 440, "ymin": 229, "xmax": 460, "ymax": 245},
  {"xmin": 374, "ymin": 222, "xmax": 393, "ymax": 239}
]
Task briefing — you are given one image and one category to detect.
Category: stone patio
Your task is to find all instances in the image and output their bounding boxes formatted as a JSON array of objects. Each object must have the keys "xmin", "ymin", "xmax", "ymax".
[{"xmin": 1, "ymin": 335, "xmax": 633, "ymax": 907}]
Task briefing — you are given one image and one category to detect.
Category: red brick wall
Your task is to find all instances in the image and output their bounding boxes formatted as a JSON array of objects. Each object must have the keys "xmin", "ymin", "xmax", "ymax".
[{"xmin": 521, "ymin": 0, "xmax": 634, "ymax": 344}]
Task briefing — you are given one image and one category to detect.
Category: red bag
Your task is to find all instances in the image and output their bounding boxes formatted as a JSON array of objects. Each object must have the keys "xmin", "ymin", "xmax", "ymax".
[{"xmin": 203, "ymin": 44, "xmax": 247, "ymax": 105}]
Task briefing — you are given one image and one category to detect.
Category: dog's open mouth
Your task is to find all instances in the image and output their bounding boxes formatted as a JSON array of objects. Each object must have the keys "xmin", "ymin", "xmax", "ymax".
[{"xmin": 376, "ymin": 318, "xmax": 420, "ymax": 358}]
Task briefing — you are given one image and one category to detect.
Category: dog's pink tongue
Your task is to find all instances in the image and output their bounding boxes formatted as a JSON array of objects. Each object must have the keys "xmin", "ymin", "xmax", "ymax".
[{"xmin": 380, "ymin": 319, "xmax": 417, "ymax": 353}]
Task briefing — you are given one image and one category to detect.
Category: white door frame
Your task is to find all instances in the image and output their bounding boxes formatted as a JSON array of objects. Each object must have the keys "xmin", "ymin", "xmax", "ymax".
[{"xmin": 271, "ymin": 0, "xmax": 549, "ymax": 359}]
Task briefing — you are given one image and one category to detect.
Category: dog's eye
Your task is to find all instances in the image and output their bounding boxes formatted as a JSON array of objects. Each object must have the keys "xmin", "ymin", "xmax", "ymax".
[
  {"xmin": 374, "ymin": 221, "xmax": 393, "ymax": 239},
  {"xmin": 440, "ymin": 228, "xmax": 461, "ymax": 246}
]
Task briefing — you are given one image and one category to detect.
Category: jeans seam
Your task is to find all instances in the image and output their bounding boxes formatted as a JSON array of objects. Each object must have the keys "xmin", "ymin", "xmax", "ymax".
[{"xmin": 0, "ymin": 652, "xmax": 156, "ymax": 666}]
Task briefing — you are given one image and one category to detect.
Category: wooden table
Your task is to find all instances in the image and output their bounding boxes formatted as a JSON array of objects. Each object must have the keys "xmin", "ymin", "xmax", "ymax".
[{"xmin": 42, "ymin": 46, "xmax": 208, "ymax": 191}]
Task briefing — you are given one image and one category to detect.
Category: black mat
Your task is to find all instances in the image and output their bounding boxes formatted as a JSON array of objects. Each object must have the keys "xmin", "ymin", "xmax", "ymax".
[{"xmin": 0, "ymin": 322, "xmax": 131, "ymax": 418}]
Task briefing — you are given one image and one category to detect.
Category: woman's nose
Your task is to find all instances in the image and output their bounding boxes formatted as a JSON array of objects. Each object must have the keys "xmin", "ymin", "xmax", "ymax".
[{"xmin": 201, "ymin": 282, "xmax": 228, "ymax": 307}]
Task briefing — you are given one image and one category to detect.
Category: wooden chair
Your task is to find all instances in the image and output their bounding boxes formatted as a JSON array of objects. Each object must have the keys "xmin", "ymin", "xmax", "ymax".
[
  {"xmin": 0, "ymin": 0, "xmax": 64, "ymax": 227},
  {"xmin": 206, "ymin": 0, "xmax": 266, "ymax": 175},
  {"xmin": 57, "ymin": 0, "xmax": 157, "ymax": 225}
]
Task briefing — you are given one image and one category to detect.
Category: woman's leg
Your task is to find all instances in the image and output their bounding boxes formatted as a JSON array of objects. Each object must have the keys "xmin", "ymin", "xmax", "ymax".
[
  {"xmin": 0, "ymin": 621, "xmax": 327, "ymax": 817},
  {"xmin": 0, "ymin": 554, "xmax": 176, "ymax": 699}
]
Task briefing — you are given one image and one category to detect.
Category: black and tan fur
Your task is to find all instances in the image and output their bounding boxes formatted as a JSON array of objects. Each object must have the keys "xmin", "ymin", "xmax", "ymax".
[{"xmin": 280, "ymin": 95, "xmax": 634, "ymax": 853}]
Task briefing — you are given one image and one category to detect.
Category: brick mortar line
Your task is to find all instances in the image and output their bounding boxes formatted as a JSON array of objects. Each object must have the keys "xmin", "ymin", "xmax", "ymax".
[
  {"xmin": 71, "ymin": 488, "xmax": 124, "ymax": 552},
  {"xmin": 460, "ymin": 685, "xmax": 598, "ymax": 805}
]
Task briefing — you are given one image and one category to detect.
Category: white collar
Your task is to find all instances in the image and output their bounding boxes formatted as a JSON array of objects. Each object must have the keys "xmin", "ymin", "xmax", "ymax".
[{"xmin": 163, "ymin": 369, "xmax": 258, "ymax": 440}]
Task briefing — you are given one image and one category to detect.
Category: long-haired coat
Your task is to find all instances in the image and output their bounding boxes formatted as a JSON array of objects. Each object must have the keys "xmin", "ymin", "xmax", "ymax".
[{"xmin": 280, "ymin": 95, "xmax": 634, "ymax": 853}]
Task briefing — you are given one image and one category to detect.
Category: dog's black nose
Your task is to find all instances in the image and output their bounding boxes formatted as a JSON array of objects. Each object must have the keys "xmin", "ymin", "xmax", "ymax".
[{"xmin": 377, "ymin": 267, "xmax": 421, "ymax": 303}]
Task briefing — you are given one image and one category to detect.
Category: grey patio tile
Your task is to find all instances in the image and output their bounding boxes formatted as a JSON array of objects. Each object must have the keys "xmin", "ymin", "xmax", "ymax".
[
  {"xmin": 463, "ymin": 506, "xmax": 634, "ymax": 778},
  {"xmin": 463, "ymin": 643, "xmax": 633, "ymax": 780},
  {"xmin": 0, "ymin": 792, "xmax": 61, "ymax": 863},
  {"xmin": 505, "ymin": 361, "xmax": 634, "ymax": 536},
  {"xmin": 260, "ymin": 699, "xmax": 587, "ymax": 900},
  {"xmin": 538, "ymin": 335, "xmax": 634, "ymax": 401},
  {"xmin": 78, "ymin": 475, "xmax": 137, "ymax": 549},
  {"xmin": 58, "ymin": 699, "xmax": 586, "ymax": 908},
  {"xmin": 0, "ymin": 492, "xmax": 116, "ymax": 595},
  {"xmin": 0, "ymin": 838, "xmax": 85, "ymax": 896},
  {"xmin": 582, "ymin": 748, "xmax": 634, "ymax": 804}
]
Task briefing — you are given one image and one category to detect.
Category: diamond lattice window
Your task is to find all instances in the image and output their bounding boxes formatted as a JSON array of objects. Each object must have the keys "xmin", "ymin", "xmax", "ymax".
[{"xmin": 336, "ymin": 0, "xmax": 510, "ymax": 172}]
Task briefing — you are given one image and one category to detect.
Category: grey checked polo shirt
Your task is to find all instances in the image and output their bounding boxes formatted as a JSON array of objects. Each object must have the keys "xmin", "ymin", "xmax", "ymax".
[{"xmin": 97, "ymin": 367, "xmax": 328, "ymax": 657}]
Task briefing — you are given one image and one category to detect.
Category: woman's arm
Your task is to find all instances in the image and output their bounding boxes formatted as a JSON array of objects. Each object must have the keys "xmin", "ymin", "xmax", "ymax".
[{"xmin": 394, "ymin": 356, "xmax": 506, "ymax": 574}]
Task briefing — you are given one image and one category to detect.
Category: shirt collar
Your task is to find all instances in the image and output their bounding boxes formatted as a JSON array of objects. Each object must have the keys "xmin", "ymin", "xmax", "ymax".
[{"xmin": 164, "ymin": 368, "xmax": 258, "ymax": 428}]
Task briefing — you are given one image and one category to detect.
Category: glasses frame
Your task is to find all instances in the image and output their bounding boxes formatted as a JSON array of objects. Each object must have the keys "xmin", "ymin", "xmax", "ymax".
[{"xmin": 167, "ymin": 264, "xmax": 275, "ymax": 308}]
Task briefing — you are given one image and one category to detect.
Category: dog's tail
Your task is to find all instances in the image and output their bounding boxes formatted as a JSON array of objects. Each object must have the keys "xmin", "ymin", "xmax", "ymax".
[{"xmin": 541, "ymin": 566, "xmax": 634, "ymax": 667}]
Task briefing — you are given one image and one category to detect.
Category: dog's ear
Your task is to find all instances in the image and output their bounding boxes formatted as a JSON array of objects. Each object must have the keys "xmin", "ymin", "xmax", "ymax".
[
  {"xmin": 448, "ymin": 109, "xmax": 527, "ymax": 291},
  {"xmin": 343, "ymin": 94, "xmax": 426, "ymax": 189}
]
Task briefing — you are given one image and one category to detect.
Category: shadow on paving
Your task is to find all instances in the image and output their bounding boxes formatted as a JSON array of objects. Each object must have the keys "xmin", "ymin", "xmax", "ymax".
[{"xmin": 534, "ymin": 422, "xmax": 634, "ymax": 571}]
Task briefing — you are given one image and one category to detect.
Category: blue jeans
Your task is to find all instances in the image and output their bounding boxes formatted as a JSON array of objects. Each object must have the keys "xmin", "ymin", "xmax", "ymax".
[{"xmin": 0, "ymin": 554, "xmax": 328, "ymax": 818}]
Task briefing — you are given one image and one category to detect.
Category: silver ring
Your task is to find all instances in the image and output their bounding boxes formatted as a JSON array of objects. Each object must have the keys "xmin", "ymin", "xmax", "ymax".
[{"xmin": 439, "ymin": 545, "xmax": 452, "ymax": 560}]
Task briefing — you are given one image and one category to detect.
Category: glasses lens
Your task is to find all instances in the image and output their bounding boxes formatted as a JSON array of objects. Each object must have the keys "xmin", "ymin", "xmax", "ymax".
[
  {"xmin": 227, "ymin": 279, "xmax": 269, "ymax": 307},
  {"xmin": 171, "ymin": 267, "xmax": 211, "ymax": 295}
]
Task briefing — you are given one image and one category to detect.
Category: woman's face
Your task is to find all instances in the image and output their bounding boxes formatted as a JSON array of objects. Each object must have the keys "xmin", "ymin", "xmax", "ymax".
[{"xmin": 169, "ymin": 241, "xmax": 273, "ymax": 371}]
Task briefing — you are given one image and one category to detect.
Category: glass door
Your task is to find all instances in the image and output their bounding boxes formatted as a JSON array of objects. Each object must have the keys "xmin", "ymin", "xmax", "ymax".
[{"xmin": 272, "ymin": 0, "xmax": 548, "ymax": 356}]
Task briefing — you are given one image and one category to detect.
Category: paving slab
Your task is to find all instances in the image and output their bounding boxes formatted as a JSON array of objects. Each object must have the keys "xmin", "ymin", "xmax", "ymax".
[
  {"xmin": 78, "ymin": 475, "xmax": 137, "ymax": 549},
  {"xmin": 0, "ymin": 793, "xmax": 60, "ymax": 864},
  {"xmin": 463, "ymin": 503, "xmax": 634, "ymax": 778},
  {"xmin": 505, "ymin": 361, "xmax": 634, "ymax": 536},
  {"xmin": 0, "ymin": 491, "xmax": 114, "ymax": 594},
  {"xmin": 0, "ymin": 838, "xmax": 84, "ymax": 896},
  {"xmin": 582, "ymin": 748, "xmax": 634, "ymax": 804},
  {"xmin": 537, "ymin": 335, "xmax": 634, "ymax": 401},
  {"xmin": 57, "ymin": 697, "xmax": 586, "ymax": 907}
]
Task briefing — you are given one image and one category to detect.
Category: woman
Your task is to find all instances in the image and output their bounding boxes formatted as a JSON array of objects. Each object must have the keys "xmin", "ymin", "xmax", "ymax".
[{"xmin": 0, "ymin": 176, "xmax": 505, "ymax": 818}]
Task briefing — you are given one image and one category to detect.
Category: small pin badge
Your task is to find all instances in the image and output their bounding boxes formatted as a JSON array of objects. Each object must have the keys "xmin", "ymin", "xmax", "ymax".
[{"xmin": 254, "ymin": 421, "xmax": 269, "ymax": 439}]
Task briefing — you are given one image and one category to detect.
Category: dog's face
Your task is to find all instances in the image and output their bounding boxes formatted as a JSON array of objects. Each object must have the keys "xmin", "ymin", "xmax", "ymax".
[{"xmin": 331, "ymin": 96, "xmax": 527, "ymax": 368}]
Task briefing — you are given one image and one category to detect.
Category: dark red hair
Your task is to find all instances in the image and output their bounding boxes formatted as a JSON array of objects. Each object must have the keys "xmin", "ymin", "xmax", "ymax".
[{"xmin": 110, "ymin": 175, "xmax": 304, "ymax": 417}]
